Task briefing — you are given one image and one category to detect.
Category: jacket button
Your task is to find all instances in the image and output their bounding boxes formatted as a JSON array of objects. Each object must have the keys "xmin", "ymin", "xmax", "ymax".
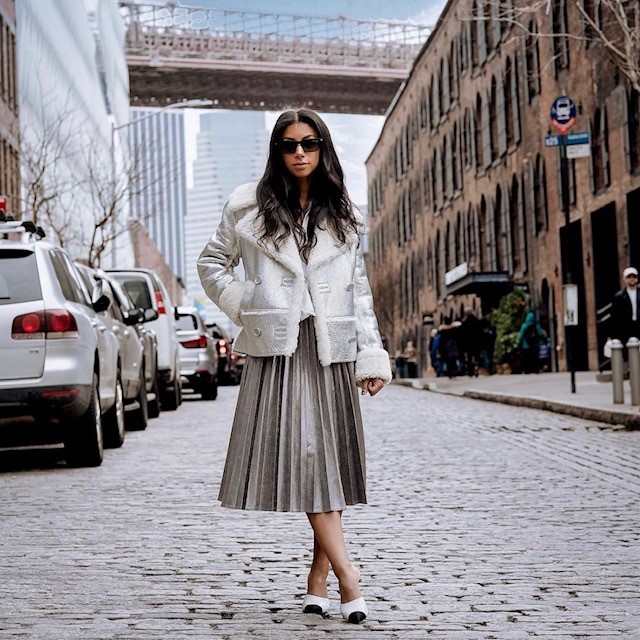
[
  {"xmin": 346, "ymin": 283, "xmax": 354, "ymax": 291},
  {"xmin": 254, "ymin": 275, "xmax": 262, "ymax": 284},
  {"xmin": 253, "ymin": 328, "xmax": 261, "ymax": 337},
  {"xmin": 349, "ymin": 336, "xmax": 357, "ymax": 343}
]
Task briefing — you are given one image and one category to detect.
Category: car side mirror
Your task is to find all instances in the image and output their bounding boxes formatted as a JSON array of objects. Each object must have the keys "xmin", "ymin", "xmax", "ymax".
[
  {"xmin": 123, "ymin": 309, "xmax": 144, "ymax": 325},
  {"xmin": 92, "ymin": 294, "xmax": 110, "ymax": 313},
  {"xmin": 142, "ymin": 308, "xmax": 159, "ymax": 323}
]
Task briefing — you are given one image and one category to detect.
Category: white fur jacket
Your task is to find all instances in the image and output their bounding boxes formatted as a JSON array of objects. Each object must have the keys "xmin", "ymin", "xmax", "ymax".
[{"xmin": 197, "ymin": 181, "xmax": 392, "ymax": 385}]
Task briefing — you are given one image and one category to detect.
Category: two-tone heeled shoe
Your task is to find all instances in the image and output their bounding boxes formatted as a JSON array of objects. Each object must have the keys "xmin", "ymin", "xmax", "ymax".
[
  {"xmin": 340, "ymin": 564, "xmax": 368, "ymax": 624},
  {"xmin": 302, "ymin": 593, "xmax": 330, "ymax": 615}
]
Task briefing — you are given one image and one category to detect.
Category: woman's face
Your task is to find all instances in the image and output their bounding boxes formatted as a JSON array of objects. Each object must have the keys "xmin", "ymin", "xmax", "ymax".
[{"xmin": 280, "ymin": 122, "xmax": 321, "ymax": 181}]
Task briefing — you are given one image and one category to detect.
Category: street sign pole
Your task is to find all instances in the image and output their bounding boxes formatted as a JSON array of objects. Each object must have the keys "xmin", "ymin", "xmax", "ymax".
[
  {"xmin": 550, "ymin": 96, "xmax": 578, "ymax": 393},
  {"xmin": 559, "ymin": 135, "xmax": 576, "ymax": 393}
]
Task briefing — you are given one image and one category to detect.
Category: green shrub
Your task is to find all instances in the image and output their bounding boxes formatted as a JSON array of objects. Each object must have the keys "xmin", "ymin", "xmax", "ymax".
[{"xmin": 489, "ymin": 288, "xmax": 531, "ymax": 363}]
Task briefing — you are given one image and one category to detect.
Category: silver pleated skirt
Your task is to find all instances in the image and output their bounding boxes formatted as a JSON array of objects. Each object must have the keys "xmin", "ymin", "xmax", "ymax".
[{"xmin": 218, "ymin": 317, "xmax": 367, "ymax": 513}]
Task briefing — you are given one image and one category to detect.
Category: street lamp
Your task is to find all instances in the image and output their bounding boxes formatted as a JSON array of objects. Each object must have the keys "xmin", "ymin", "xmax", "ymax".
[{"xmin": 109, "ymin": 98, "xmax": 213, "ymax": 267}]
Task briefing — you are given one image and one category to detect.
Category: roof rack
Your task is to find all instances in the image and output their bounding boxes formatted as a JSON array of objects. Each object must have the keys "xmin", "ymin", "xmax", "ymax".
[{"xmin": 0, "ymin": 214, "xmax": 46, "ymax": 241}]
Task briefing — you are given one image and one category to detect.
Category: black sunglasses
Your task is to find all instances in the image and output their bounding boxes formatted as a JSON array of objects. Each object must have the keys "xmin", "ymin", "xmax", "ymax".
[{"xmin": 278, "ymin": 138, "xmax": 323, "ymax": 154}]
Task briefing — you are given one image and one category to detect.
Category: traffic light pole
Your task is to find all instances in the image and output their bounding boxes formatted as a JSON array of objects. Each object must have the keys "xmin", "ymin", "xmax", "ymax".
[{"xmin": 559, "ymin": 137, "xmax": 576, "ymax": 393}]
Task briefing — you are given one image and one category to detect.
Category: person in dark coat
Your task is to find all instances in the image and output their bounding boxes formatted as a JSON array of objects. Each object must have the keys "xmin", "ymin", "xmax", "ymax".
[
  {"xmin": 438, "ymin": 318, "xmax": 461, "ymax": 378},
  {"xmin": 609, "ymin": 267, "xmax": 640, "ymax": 359},
  {"xmin": 459, "ymin": 311, "xmax": 483, "ymax": 377}
]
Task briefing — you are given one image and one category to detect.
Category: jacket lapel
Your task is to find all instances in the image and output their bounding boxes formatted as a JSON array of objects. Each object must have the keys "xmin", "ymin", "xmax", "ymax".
[{"xmin": 235, "ymin": 207, "xmax": 304, "ymax": 277}]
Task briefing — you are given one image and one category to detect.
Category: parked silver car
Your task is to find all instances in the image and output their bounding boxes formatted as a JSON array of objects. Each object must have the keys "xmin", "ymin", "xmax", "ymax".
[
  {"xmin": 176, "ymin": 306, "xmax": 218, "ymax": 400},
  {"xmin": 76, "ymin": 265, "xmax": 159, "ymax": 437},
  {"xmin": 108, "ymin": 269, "xmax": 182, "ymax": 411},
  {"xmin": 0, "ymin": 221, "xmax": 118, "ymax": 466}
]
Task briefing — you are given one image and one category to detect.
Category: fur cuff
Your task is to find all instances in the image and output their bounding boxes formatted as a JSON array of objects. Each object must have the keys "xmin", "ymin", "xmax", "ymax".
[
  {"xmin": 355, "ymin": 348, "xmax": 393, "ymax": 385},
  {"xmin": 218, "ymin": 280, "xmax": 248, "ymax": 326}
]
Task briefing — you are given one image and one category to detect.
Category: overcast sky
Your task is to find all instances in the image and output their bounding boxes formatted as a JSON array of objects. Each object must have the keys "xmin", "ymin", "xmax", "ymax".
[{"xmin": 181, "ymin": 0, "xmax": 447, "ymax": 204}]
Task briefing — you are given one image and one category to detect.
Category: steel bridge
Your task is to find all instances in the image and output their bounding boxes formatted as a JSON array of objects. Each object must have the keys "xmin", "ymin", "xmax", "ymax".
[{"xmin": 121, "ymin": 2, "xmax": 432, "ymax": 114}]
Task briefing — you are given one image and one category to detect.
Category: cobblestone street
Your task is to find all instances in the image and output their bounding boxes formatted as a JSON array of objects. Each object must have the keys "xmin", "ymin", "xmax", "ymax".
[{"xmin": 1, "ymin": 384, "xmax": 639, "ymax": 639}]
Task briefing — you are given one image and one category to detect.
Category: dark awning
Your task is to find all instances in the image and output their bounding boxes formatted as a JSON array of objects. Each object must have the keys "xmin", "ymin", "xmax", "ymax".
[{"xmin": 446, "ymin": 271, "xmax": 513, "ymax": 297}]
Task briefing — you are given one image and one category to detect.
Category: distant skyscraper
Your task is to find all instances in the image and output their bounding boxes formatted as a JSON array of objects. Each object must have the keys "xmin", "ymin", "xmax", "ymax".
[
  {"xmin": 185, "ymin": 110, "xmax": 269, "ymax": 333},
  {"xmin": 129, "ymin": 108, "xmax": 187, "ymax": 279}
]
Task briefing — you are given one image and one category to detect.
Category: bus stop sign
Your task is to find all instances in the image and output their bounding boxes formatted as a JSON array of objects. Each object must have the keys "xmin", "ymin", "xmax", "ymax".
[{"xmin": 550, "ymin": 96, "xmax": 577, "ymax": 135}]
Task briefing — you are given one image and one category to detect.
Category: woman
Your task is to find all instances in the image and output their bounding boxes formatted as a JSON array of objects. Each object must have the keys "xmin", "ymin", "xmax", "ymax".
[
  {"xmin": 197, "ymin": 108, "xmax": 391, "ymax": 624},
  {"xmin": 518, "ymin": 311, "xmax": 545, "ymax": 374}
]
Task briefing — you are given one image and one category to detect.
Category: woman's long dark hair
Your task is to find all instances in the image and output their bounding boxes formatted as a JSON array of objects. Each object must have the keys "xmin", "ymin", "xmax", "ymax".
[{"xmin": 257, "ymin": 108, "xmax": 358, "ymax": 261}]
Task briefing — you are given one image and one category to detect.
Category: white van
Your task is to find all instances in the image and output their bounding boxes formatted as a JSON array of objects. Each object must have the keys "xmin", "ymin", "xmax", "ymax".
[{"xmin": 108, "ymin": 269, "xmax": 182, "ymax": 411}]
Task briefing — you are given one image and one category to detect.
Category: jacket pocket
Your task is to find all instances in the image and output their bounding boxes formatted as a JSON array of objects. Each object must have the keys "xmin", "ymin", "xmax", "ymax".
[
  {"xmin": 326, "ymin": 316, "xmax": 357, "ymax": 362},
  {"xmin": 238, "ymin": 309, "xmax": 289, "ymax": 344}
]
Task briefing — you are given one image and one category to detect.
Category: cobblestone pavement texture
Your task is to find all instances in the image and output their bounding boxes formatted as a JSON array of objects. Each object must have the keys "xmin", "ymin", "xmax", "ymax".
[{"xmin": 1, "ymin": 384, "xmax": 639, "ymax": 639}]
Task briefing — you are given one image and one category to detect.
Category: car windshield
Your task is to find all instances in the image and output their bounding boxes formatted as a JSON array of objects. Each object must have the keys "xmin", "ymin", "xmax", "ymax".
[
  {"xmin": 0, "ymin": 249, "xmax": 42, "ymax": 305},
  {"xmin": 177, "ymin": 314, "xmax": 198, "ymax": 331},
  {"xmin": 113, "ymin": 276, "xmax": 153, "ymax": 310}
]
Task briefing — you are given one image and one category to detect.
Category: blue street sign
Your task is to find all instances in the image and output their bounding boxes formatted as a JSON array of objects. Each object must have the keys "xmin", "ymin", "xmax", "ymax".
[
  {"xmin": 566, "ymin": 131, "xmax": 590, "ymax": 145},
  {"xmin": 550, "ymin": 96, "xmax": 577, "ymax": 125},
  {"xmin": 545, "ymin": 135, "xmax": 561, "ymax": 147}
]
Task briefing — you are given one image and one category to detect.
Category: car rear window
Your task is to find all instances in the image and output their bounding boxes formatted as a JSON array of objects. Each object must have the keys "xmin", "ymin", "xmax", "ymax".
[
  {"xmin": 0, "ymin": 249, "xmax": 42, "ymax": 305},
  {"xmin": 177, "ymin": 314, "xmax": 198, "ymax": 331},
  {"xmin": 114, "ymin": 276, "xmax": 153, "ymax": 310}
]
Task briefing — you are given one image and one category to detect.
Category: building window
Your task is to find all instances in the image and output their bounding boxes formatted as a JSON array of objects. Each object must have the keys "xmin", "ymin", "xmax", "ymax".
[
  {"xmin": 509, "ymin": 175, "xmax": 521, "ymax": 273},
  {"xmin": 505, "ymin": 58, "xmax": 514, "ymax": 147},
  {"xmin": 475, "ymin": 94, "xmax": 483, "ymax": 172},
  {"xmin": 441, "ymin": 57, "xmax": 451, "ymax": 114},
  {"xmin": 432, "ymin": 74, "xmax": 441, "ymax": 128},
  {"xmin": 551, "ymin": 0, "xmax": 570, "ymax": 73},
  {"xmin": 534, "ymin": 154, "xmax": 548, "ymax": 234},
  {"xmin": 444, "ymin": 136, "xmax": 453, "ymax": 201},
  {"xmin": 525, "ymin": 21, "xmax": 541, "ymax": 101},
  {"xmin": 450, "ymin": 41, "xmax": 459, "ymax": 102},
  {"xmin": 490, "ymin": 77, "xmax": 498, "ymax": 162},
  {"xmin": 591, "ymin": 107, "xmax": 610, "ymax": 192},
  {"xmin": 627, "ymin": 90, "xmax": 640, "ymax": 174},
  {"xmin": 479, "ymin": 197, "xmax": 487, "ymax": 270}
]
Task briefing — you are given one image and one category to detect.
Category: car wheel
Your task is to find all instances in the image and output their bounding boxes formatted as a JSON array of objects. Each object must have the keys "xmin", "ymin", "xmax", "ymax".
[
  {"xmin": 64, "ymin": 373, "xmax": 104, "ymax": 467},
  {"xmin": 201, "ymin": 376, "xmax": 218, "ymax": 401},
  {"xmin": 148, "ymin": 368, "xmax": 161, "ymax": 419},
  {"xmin": 127, "ymin": 370, "xmax": 148, "ymax": 431},
  {"xmin": 103, "ymin": 373, "xmax": 125, "ymax": 448},
  {"xmin": 161, "ymin": 379, "xmax": 180, "ymax": 411}
]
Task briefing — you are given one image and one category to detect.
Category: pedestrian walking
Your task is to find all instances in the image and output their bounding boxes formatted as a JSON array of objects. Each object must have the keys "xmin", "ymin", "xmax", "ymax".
[
  {"xmin": 518, "ymin": 312, "xmax": 546, "ymax": 374},
  {"xmin": 439, "ymin": 318, "xmax": 462, "ymax": 378},
  {"xmin": 609, "ymin": 266, "xmax": 640, "ymax": 360},
  {"xmin": 403, "ymin": 340, "xmax": 418, "ymax": 378},
  {"xmin": 428, "ymin": 328, "xmax": 443, "ymax": 376},
  {"xmin": 459, "ymin": 311, "xmax": 482, "ymax": 377},
  {"xmin": 197, "ymin": 108, "xmax": 391, "ymax": 624}
]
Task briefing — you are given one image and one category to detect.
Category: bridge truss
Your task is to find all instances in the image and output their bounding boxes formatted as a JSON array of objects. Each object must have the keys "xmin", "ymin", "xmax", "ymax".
[{"xmin": 121, "ymin": 2, "xmax": 432, "ymax": 114}]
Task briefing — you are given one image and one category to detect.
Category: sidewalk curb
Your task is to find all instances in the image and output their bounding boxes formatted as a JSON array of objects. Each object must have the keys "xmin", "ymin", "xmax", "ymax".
[{"xmin": 392, "ymin": 379, "xmax": 640, "ymax": 430}]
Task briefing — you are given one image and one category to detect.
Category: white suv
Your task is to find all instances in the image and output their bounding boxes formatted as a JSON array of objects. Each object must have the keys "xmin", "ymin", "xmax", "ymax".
[
  {"xmin": 108, "ymin": 269, "xmax": 182, "ymax": 410},
  {"xmin": 0, "ymin": 221, "xmax": 119, "ymax": 466}
]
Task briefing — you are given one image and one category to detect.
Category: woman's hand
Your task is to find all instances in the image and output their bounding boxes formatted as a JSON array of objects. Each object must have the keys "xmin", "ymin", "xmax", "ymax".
[{"xmin": 361, "ymin": 378, "xmax": 384, "ymax": 396}]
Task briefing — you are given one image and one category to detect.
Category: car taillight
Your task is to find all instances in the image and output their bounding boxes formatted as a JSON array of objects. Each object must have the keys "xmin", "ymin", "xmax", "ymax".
[
  {"xmin": 154, "ymin": 290, "xmax": 166, "ymax": 314},
  {"xmin": 12, "ymin": 309, "xmax": 78, "ymax": 339},
  {"xmin": 181, "ymin": 335, "xmax": 208, "ymax": 349},
  {"xmin": 219, "ymin": 339, "xmax": 227, "ymax": 355}
]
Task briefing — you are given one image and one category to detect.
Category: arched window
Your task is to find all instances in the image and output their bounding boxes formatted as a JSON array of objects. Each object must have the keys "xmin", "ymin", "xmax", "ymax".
[
  {"xmin": 432, "ymin": 73, "xmax": 441, "ymax": 128},
  {"xmin": 449, "ymin": 41, "xmax": 458, "ymax": 102},
  {"xmin": 627, "ymin": 90, "xmax": 640, "ymax": 174},
  {"xmin": 434, "ymin": 148, "xmax": 443, "ymax": 210},
  {"xmin": 534, "ymin": 154, "xmax": 548, "ymax": 234},
  {"xmin": 591, "ymin": 107, "xmax": 610, "ymax": 192},
  {"xmin": 490, "ymin": 77, "xmax": 498, "ymax": 161},
  {"xmin": 551, "ymin": 0, "xmax": 569, "ymax": 72},
  {"xmin": 456, "ymin": 211, "xmax": 464, "ymax": 264},
  {"xmin": 453, "ymin": 121, "xmax": 463, "ymax": 192},
  {"xmin": 494, "ymin": 185, "xmax": 505, "ymax": 271},
  {"xmin": 504, "ymin": 57, "xmax": 514, "ymax": 147},
  {"xmin": 444, "ymin": 136, "xmax": 453, "ymax": 201},
  {"xmin": 525, "ymin": 21, "xmax": 540, "ymax": 101},
  {"xmin": 479, "ymin": 197, "xmax": 487, "ymax": 270},
  {"xmin": 475, "ymin": 94, "xmax": 483, "ymax": 172},
  {"xmin": 509, "ymin": 175, "xmax": 521, "ymax": 273},
  {"xmin": 441, "ymin": 57, "xmax": 451, "ymax": 114}
]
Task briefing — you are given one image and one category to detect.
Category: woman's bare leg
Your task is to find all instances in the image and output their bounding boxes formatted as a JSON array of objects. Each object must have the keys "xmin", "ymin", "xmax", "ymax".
[
  {"xmin": 307, "ymin": 533, "xmax": 330, "ymax": 598},
  {"xmin": 307, "ymin": 511, "xmax": 361, "ymax": 603}
]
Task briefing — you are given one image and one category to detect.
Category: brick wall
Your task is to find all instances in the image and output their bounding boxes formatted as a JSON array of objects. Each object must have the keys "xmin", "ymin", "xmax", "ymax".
[{"xmin": 366, "ymin": 0, "xmax": 640, "ymax": 373}]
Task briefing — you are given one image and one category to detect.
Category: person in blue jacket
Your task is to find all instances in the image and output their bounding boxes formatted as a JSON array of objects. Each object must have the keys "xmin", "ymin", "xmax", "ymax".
[{"xmin": 518, "ymin": 312, "xmax": 546, "ymax": 374}]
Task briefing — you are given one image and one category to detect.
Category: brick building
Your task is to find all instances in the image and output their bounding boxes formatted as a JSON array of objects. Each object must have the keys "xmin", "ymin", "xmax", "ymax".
[
  {"xmin": 0, "ymin": 0, "xmax": 19, "ymax": 217},
  {"xmin": 366, "ymin": 0, "xmax": 640, "ymax": 374}
]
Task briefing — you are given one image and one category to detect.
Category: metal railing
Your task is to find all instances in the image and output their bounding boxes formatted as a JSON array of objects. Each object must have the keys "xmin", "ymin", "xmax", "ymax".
[{"xmin": 120, "ymin": 2, "xmax": 432, "ymax": 71}]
